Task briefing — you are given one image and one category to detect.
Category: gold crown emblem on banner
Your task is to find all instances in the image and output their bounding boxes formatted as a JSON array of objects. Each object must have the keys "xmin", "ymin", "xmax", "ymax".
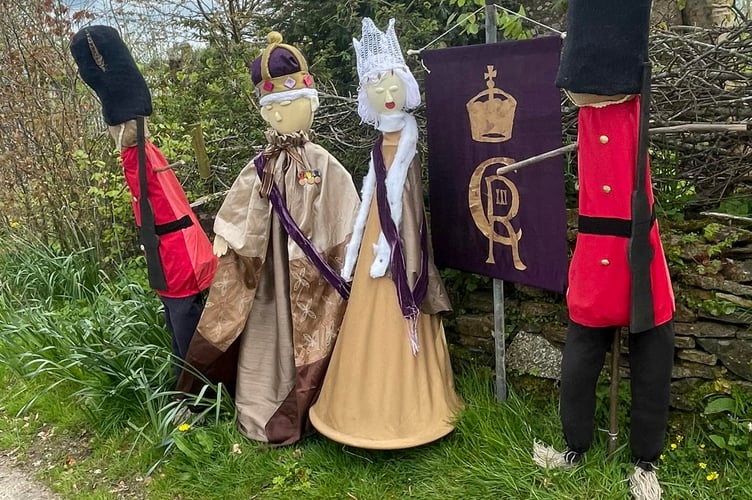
[{"xmin": 466, "ymin": 65, "xmax": 517, "ymax": 143}]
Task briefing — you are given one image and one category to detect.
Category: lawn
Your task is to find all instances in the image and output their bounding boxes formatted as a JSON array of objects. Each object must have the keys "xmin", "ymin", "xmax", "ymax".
[{"xmin": 0, "ymin": 234, "xmax": 750, "ymax": 499}]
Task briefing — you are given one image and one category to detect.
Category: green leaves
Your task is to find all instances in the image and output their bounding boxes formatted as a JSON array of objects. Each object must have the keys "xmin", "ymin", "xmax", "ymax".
[
  {"xmin": 704, "ymin": 396, "xmax": 737, "ymax": 415},
  {"xmin": 702, "ymin": 388, "xmax": 752, "ymax": 459},
  {"xmin": 446, "ymin": 2, "xmax": 530, "ymax": 39}
]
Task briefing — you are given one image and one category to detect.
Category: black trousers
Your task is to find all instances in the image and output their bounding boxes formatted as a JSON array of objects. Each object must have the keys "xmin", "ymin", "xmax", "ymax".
[
  {"xmin": 559, "ymin": 320, "xmax": 674, "ymax": 462},
  {"xmin": 160, "ymin": 292, "xmax": 205, "ymax": 362}
]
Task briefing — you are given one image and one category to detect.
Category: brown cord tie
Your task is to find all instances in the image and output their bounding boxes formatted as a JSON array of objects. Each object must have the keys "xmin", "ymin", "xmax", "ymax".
[{"xmin": 258, "ymin": 130, "xmax": 310, "ymax": 198}]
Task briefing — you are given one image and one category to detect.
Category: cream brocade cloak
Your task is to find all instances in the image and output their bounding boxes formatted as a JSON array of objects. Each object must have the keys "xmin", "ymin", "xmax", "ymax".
[{"xmin": 177, "ymin": 132, "xmax": 359, "ymax": 446}]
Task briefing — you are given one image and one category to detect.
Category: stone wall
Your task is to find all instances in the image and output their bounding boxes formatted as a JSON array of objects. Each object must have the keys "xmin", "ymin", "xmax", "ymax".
[{"xmin": 444, "ymin": 212, "xmax": 752, "ymax": 409}]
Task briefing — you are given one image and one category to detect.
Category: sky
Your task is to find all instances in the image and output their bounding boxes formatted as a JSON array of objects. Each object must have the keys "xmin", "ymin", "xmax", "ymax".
[{"xmin": 62, "ymin": 0, "xmax": 204, "ymax": 55}]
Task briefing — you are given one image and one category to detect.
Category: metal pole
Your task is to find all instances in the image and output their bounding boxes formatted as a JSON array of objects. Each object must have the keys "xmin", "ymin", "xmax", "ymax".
[
  {"xmin": 485, "ymin": 1, "xmax": 498, "ymax": 44},
  {"xmin": 484, "ymin": 1, "xmax": 507, "ymax": 402},
  {"xmin": 495, "ymin": 123, "xmax": 749, "ymax": 176},
  {"xmin": 493, "ymin": 279, "xmax": 507, "ymax": 402}
]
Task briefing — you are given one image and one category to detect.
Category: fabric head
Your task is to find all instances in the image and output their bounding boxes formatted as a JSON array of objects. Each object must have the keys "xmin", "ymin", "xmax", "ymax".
[
  {"xmin": 555, "ymin": 0, "xmax": 652, "ymax": 96},
  {"xmin": 251, "ymin": 32, "xmax": 317, "ymax": 107},
  {"xmin": 353, "ymin": 18, "xmax": 420, "ymax": 126},
  {"xmin": 70, "ymin": 25, "xmax": 152, "ymax": 126}
]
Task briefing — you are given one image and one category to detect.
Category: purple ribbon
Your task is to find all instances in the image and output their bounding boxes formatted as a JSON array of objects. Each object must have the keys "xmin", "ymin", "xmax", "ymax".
[
  {"xmin": 372, "ymin": 135, "xmax": 429, "ymax": 320},
  {"xmin": 254, "ymin": 153, "xmax": 351, "ymax": 300}
]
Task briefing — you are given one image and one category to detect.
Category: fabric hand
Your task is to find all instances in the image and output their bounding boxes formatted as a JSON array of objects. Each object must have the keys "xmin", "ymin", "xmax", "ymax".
[
  {"xmin": 213, "ymin": 235, "xmax": 229, "ymax": 257},
  {"xmin": 369, "ymin": 233, "xmax": 390, "ymax": 278}
]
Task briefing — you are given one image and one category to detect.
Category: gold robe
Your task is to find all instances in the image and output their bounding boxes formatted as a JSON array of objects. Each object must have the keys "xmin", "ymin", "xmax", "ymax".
[{"xmin": 309, "ymin": 130, "xmax": 462, "ymax": 449}]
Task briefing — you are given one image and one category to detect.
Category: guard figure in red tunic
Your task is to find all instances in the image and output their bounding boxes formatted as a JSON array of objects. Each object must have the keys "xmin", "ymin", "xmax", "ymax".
[
  {"xmin": 535, "ymin": 2, "xmax": 675, "ymax": 499},
  {"xmin": 70, "ymin": 26, "xmax": 217, "ymax": 373}
]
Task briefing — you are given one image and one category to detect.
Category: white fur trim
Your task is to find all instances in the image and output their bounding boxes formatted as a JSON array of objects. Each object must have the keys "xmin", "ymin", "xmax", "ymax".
[
  {"xmin": 341, "ymin": 166, "xmax": 375, "ymax": 280},
  {"xmin": 376, "ymin": 113, "xmax": 406, "ymax": 133},
  {"xmin": 369, "ymin": 113, "xmax": 416, "ymax": 276},
  {"xmin": 341, "ymin": 113, "xmax": 418, "ymax": 280},
  {"xmin": 258, "ymin": 88, "xmax": 318, "ymax": 106}
]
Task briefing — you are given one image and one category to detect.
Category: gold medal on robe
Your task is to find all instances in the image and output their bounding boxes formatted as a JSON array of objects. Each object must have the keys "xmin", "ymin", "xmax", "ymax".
[{"xmin": 297, "ymin": 169, "xmax": 321, "ymax": 186}]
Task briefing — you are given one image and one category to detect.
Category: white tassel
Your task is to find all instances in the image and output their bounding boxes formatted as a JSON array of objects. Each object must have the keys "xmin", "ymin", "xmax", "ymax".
[
  {"xmin": 629, "ymin": 466, "xmax": 662, "ymax": 500},
  {"xmin": 532, "ymin": 440, "xmax": 579, "ymax": 469},
  {"xmin": 407, "ymin": 314, "xmax": 420, "ymax": 355}
]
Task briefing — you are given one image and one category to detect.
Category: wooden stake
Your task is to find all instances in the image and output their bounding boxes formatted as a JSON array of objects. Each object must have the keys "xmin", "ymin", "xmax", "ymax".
[
  {"xmin": 153, "ymin": 160, "xmax": 186, "ymax": 173},
  {"xmin": 190, "ymin": 123, "xmax": 212, "ymax": 180},
  {"xmin": 608, "ymin": 328, "xmax": 622, "ymax": 457}
]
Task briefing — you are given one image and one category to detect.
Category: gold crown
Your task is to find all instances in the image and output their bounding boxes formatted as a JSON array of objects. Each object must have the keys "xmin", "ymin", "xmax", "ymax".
[
  {"xmin": 255, "ymin": 31, "xmax": 314, "ymax": 99},
  {"xmin": 466, "ymin": 65, "xmax": 517, "ymax": 143}
]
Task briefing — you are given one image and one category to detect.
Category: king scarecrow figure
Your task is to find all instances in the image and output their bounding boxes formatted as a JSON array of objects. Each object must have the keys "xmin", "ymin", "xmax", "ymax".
[
  {"xmin": 533, "ymin": 2, "xmax": 675, "ymax": 500},
  {"xmin": 176, "ymin": 32, "xmax": 360, "ymax": 446}
]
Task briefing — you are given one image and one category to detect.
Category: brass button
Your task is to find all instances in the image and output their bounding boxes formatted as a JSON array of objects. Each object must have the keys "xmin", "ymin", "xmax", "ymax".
[
  {"xmin": 139, "ymin": 244, "xmax": 145, "ymax": 251},
  {"xmin": 600, "ymin": 259, "xmax": 610, "ymax": 266},
  {"xmin": 602, "ymin": 185, "xmax": 612, "ymax": 193},
  {"xmin": 599, "ymin": 135, "xmax": 609, "ymax": 144},
  {"xmin": 133, "ymin": 196, "xmax": 138, "ymax": 202}
]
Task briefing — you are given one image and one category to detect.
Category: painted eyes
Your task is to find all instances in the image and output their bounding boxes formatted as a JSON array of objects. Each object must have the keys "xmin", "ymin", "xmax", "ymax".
[
  {"xmin": 264, "ymin": 100, "xmax": 292, "ymax": 109},
  {"xmin": 373, "ymin": 85, "xmax": 400, "ymax": 94}
]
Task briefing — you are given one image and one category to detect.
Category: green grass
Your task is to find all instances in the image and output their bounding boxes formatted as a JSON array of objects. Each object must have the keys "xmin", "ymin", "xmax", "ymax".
[
  {"xmin": 2, "ymin": 365, "xmax": 750, "ymax": 499},
  {"xmin": 0, "ymin": 231, "xmax": 750, "ymax": 499},
  {"xmin": 143, "ymin": 368, "xmax": 752, "ymax": 500}
]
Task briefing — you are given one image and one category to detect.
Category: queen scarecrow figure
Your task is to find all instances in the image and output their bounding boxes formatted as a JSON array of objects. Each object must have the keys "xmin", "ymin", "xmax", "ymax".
[
  {"xmin": 533, "ymin": 2, "xmax": 675, "ymax": 499},
  {"xmin": 176, "ymin": 32, "xmax": 360, "ymax": 446},
  {"xmin": 70, "ymin": 26, "xmax": 217, "ymax": 373},
  {"xmin": 308, "ymin": 18, "xmax": 462, "ymax": 450}
]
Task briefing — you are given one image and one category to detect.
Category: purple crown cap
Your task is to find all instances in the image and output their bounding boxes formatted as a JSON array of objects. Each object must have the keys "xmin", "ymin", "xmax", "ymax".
[{"xmin": 251, "ymin": 46, "xmax": 302, "ymax": 86}]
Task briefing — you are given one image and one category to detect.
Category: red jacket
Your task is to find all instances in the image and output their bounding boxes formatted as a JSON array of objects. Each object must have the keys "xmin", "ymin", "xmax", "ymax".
[
  {"xmin": 121, "ymin": 142, "xmax": 217, "ymax": 298},
  {"xmin": 567, "ymin": 97, "xmax": 674, "ymax": 328}
]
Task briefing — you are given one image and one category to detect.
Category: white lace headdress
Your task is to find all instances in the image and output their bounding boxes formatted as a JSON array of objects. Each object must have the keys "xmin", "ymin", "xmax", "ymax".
[{"xmin": 353, "ymin": 18, "xmax": 421, "ymax": 126}]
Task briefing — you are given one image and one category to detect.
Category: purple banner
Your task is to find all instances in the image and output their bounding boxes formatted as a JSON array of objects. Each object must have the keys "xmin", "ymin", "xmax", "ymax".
[{"xmin": 423, "ymin": 36, "xmax": 567, "ymax": 293}]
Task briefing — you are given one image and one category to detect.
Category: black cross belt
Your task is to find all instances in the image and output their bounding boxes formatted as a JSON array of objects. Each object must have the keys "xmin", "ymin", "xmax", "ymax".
[
  {"xmin": 629, "ymin": 62, "xmax": 657, "ymax": 333},
  {"xmin": 578, "ymin": 213, "xmax": 655, "ymax": 238},
  {"xmin": 155, "ymin": 215, "xmax": 193, "ymax": 236},
  {"xmin": 137, "ymin": 116, "xmax": 168, "ymax": 291}
]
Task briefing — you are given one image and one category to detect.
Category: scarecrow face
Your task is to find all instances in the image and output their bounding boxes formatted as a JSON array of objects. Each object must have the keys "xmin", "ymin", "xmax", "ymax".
[
  {"xmin": 108, "ymin": 119, "xmax": 148, "ymax": 150},
  {"xmin": 260, "ymin": 97, "xmax": 316, "ymax": 134},
  {"xmin": 365, "ymin": 72, "xmax": 406, "ymax": 115}
]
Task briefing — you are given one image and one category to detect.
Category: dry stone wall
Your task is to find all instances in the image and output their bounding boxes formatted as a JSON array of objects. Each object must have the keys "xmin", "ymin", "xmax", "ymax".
[{"xmin": 444, "ymin": 212, "xmax": 752, "ymax": 409}]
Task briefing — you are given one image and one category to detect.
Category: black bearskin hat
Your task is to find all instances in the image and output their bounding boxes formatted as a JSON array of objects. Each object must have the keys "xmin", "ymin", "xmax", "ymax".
[
  {"xmin": 555, "ymin": 0, "xmax": 652, "ymax": 96},
  {"xmin": 70, "ymin": 25, "xmax": 152, "ymax": 125}
]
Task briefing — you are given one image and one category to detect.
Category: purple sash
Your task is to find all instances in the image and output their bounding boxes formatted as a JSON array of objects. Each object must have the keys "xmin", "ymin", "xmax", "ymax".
[
  {"xmin": 254, "ymin": 153, "xmax": 351, "ymax": 300},
  {"xmin": 372, "ymin": 135, "xmax": 429, "ymax": 321}
]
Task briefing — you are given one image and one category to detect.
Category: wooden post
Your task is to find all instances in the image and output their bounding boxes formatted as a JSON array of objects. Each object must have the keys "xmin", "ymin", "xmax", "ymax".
[
  {"xmin": 607, "ymin": 328, "xmax": 622, "ymax": 457},
  {"xmin": 189, "ymin": 122, "xmax": 212, "ymax": 180}
]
